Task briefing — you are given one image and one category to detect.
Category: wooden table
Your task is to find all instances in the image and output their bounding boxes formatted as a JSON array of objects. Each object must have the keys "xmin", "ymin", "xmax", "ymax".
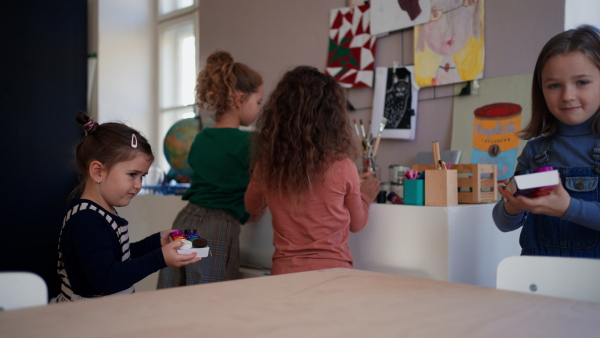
[{"xmin": 1, "ymin": 269, "xmax": 599, "ymax": 337}]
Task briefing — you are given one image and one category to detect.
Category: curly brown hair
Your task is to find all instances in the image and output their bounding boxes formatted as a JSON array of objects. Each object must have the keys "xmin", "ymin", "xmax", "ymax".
[
  {"xmin": 522, "ymin": 24, "xmax": 600, "ymax": 139},
  {"xmin": 196, "ymin": 50, "xmax": 263, "ymax": 120},
  {"xmin": 251, "ymin": 66, "xmax": 359, "ymax": 201}
]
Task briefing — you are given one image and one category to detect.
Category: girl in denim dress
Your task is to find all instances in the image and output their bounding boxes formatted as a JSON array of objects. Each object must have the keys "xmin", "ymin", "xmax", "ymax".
[{"xmin": 493, "ymin": 24, "xmax": 600, "ymax": 258}]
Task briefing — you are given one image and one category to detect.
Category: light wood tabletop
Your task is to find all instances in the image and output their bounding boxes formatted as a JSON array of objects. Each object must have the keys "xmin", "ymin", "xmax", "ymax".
[{"xmin": 1, "ymin": 268, "xmax": 599, "ymax": 337}]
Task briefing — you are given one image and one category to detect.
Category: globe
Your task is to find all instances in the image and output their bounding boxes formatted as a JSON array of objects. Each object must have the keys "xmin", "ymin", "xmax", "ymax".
[{"xmin": 163, "ymin": 118, "xmax": 202, "ymax": 181}]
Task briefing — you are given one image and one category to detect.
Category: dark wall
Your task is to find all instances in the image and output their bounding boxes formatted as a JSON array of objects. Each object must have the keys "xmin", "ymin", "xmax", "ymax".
[{"xmin": 0, "ymin": 1, "xmax": 87, "ymax": 298}]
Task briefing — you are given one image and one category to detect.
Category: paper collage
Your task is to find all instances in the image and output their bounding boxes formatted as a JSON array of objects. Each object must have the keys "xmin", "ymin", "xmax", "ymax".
[
  {"xmin": 370, "ymin": 0, "xmax": 432, "ymax": 36},
  {"xmin": 371, "ymin": 66, "xmax": 419, "ymax": 140},
  {"xmin": 326, "ymin": 4, "xmax": 377, "ymax": 88},
  {"xmin": 414, "ymin": 0, "xmax": 485, "ymax": 87}
]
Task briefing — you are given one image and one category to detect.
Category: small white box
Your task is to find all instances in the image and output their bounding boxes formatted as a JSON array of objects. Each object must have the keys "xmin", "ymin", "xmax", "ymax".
[
  {"xmin": 505, "ymin": 170, "xmax": 559, "ymax": 197},
  {"xmin": 177, "ymin": 247, "xmax": 210, "ymax": 257}
]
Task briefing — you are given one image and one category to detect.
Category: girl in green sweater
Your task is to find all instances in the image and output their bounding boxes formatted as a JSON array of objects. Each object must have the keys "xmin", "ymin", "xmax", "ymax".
[{"xmin": 157, "ymin": 50, "xmax": 264, "ymax": 286}]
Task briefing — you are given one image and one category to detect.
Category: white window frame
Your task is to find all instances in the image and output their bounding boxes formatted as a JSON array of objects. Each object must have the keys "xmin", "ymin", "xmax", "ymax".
[{"xmin": 154, "ymin": 0, "xmax": 199, "ymax": 176}]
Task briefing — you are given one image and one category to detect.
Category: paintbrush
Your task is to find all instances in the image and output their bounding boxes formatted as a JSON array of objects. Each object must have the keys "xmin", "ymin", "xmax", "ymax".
[
  {"xmin": 372, "ymin": 117, "xmax": 387, "ymax": 158},
  {"xmin": 353, "ymin": 119, "xmax": 363, "ymax": 145},
  {"xmin": 359, "ymin": 119, "xmax": 369, "ymax": 155},
  {"xmin": 359, "ymin": 119, "xmax": 367, "ymax": 140}
]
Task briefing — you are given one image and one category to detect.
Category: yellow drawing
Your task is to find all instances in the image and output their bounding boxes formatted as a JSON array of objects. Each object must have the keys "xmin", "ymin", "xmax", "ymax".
[{"xmin": 414, "ymin": 0, "xmax": 484, "ymax": 87}]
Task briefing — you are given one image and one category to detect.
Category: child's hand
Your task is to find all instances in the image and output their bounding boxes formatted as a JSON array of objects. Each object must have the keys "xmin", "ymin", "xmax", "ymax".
[
  {"xmin": 247, "ymin": 211, "xmax": 265, "ymax": 223},
  {"xmin": 359, "ymin": 171, "xmax": 377, "ymax": 184},
  {"xmin": 498, "ymin": 184, "xmax": 526, "ymax": 215},
  {"xmin": 360, "ymin": 173, "xmax": 380, "ymax": 202},
  {"xmin": 500, "ymin": 179, "xmax": 570, "ymax": 218},
  {"xmin": 161, "ymin": 240, "xmax": 202, "ymax": 268},
  {"xmin": 159, "ymin": 230, "xmax": 172, "ymax": 246}
]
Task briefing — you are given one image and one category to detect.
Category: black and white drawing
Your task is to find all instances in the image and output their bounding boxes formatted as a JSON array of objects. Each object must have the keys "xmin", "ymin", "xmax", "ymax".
[{"xmin": 371, "ymin": 66, "xmax": 419, "ymax": 139}]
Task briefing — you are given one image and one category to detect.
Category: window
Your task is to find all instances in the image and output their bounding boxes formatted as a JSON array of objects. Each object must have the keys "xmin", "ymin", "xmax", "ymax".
[
  {"xmin": 159, "ymin": 0, "xmax": 194, "ymax": 15},
  {"xmin": 156, "ymin": 0, "xmax": 198, "ymax": 174}
]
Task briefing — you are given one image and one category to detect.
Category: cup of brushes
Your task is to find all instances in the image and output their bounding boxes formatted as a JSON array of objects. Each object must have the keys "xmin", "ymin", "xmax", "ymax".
[{"xmin": 354, "ymin": 118, "xmax": 387, "ymax": 175}]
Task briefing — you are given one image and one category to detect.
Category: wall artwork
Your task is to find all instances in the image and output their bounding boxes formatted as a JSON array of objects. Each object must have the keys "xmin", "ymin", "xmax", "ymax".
[
  {"xmin": 326, "ymin": 4, "xmax": 377, "ymax": 88},
  {"xmin": 414, "ymin": 0, "xmax": 484, "ymax": 87},
  {"xmin": 451, "ymin": 73, "xmax": 533, "ymax": 182},
  {"xmin": 371, "ymin": 66, "xmax": 419, "ymax": 140},
  {"xmin": 370, "ymin": 0, "xmax": 432, "ymax": 36}
]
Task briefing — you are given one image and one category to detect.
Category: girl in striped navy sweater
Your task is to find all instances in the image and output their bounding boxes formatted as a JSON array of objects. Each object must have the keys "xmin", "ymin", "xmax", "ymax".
[{"xmin": 55, "ymin": 112, "xmax": 201, "ymax": 302}]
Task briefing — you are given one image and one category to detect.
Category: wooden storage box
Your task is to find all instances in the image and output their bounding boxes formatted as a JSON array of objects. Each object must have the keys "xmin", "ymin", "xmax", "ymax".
[
  {"xmin": 456, "ymin": 164, "xmax": 498, "ymax": 203},
  {"xmin": 422, "ymin": 169, "xmax": 458, "ymax": 206},
  {"xmin": 412, "ymin": 164, "xmax": 498, "ymax": 204}
]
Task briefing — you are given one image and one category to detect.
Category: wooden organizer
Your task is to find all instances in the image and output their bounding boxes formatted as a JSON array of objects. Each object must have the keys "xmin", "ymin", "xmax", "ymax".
[
  {"xmin": 423, "ymin": 169, "xmax": 458, "ymax": 206},
  {"xmin": 412, "ymin": 164, "xmax": 498, "ymax": 204}
]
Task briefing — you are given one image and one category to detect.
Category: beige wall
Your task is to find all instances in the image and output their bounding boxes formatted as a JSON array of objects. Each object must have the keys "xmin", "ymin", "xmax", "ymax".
[
  {"xmin": 90, "ymin": 0, "xmax": 569, "ymax": 182},
  {"xmin": 198, "ymin": 0, "xmax": 566, "ymax": 182}
]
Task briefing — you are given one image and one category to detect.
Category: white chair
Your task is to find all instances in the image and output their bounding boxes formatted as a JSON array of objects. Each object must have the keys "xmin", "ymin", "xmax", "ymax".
[
  {"xmin": 496, "ymin": 256, "xmax": 600, "ymax": 303},
  {"xmin": 0, "ymin": 272, "xmax": 48, "ymax": 311}
]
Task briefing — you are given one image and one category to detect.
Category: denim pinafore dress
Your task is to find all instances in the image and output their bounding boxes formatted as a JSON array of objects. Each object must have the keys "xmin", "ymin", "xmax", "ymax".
[{"xmin": 519, "ymin": 137, "xmax": 600, "ymax": 257}]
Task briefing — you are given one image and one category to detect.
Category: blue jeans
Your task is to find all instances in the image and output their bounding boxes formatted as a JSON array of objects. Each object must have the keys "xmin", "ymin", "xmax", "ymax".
[{"xmin": 520, "ymin": 167, "xmax": 600, "ymax": 257}]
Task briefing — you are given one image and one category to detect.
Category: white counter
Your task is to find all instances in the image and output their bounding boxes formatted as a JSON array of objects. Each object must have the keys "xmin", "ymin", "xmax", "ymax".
[{"xmin": 119, "ymin": 195, "xmax": 520, "ymax": 291}]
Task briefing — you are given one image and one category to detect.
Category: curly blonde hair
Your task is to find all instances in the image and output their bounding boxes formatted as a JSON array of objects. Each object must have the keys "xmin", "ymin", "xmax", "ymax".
[
  {"xmin": 251, "ymin": 66, "xmax": 359, "ymax": 201},
  {"xmin": 196, "ymin": 50, "xmax": 262, "ymax": 120}
]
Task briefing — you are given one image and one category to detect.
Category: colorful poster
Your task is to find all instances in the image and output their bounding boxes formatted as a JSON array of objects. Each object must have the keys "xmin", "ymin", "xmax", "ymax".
[
  {"xmin": 371, "ymin": 0, "xmax": 432, "ymax": 36},
  {"xmin": 451, "ymin": 73, "xmax": 533, "ymax": 182},
  {"xmin": 326, "ymin": 4, "xmax": 377, "ymax": 88},
  {"xmin": 414, "ymin": 0, "xmax": 484, "ymax": 87},
  {"xmin": 470, "ymin": 103, "xmax": 522, "ymax": 181},
  {"xmin": 371, "ymin": 66, "xmax": 419, "ymax": 140}
]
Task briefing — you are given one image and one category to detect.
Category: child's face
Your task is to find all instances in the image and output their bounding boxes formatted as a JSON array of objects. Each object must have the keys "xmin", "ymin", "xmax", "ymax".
[
  {"xmin": 101, "ymin": 152, "xmax": 152, "ymax": 209},
  {"xmin": 239, "ymin": 85, "xmax": 264, "ymax": 127},
  {"xmin": 541, "ymin": 52, "xmax": 600, "ymax": 126}
]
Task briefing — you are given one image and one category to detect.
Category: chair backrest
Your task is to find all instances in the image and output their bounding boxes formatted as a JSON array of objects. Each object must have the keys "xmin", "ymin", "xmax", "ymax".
[
  {"xmin": 0, "ymin": 271, "xmax": 48, "ymax": 311},
  {"xmin": 496, "ymin": 256, "xmax": 600, "ymax": 303}
]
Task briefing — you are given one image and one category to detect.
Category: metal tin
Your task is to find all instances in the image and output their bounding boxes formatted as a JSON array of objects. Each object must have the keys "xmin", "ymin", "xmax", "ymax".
[{"xmin": 389, "ymin": 165, "xmax": 411, "ymax": 185}]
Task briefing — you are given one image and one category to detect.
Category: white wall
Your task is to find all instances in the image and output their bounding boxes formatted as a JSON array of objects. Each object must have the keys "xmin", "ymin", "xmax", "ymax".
[
  {"xmin": 87, "ymin": 0, "xmax": 98, "ymax": 119},
  {"xmin": 97, "ymin": 0, "xmax": 155, "ymax": 144},
  {"xmin": 565, "ymin": 0, "xmax": 600, "ymax": 29}
]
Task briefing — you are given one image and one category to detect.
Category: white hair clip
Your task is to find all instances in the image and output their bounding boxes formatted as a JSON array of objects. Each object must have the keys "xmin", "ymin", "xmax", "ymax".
[{"xmin": 131, "ymin": 134, "xmax": 138, "ymax": 148}]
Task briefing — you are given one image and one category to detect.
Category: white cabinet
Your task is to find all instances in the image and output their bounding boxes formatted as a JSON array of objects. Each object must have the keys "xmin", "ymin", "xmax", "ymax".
[{"xmin": 348, "ymin": 203, "xmax": 521, "ymax": 288}]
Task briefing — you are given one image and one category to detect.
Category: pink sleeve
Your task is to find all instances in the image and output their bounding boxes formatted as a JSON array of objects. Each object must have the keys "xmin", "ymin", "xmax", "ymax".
[
  {"xmin": 344, "ymin": 161, "xmax": 370, "ymax": 233},
  {"xmin": 244, "ymin": 166, "xmax": 267, "ymax": 215}
]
